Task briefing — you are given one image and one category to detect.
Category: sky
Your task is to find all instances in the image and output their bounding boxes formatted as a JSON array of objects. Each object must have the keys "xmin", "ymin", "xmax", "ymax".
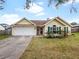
[{"xmin": 0, "ymin": 0, "xmax": 79, "ymax": 25}]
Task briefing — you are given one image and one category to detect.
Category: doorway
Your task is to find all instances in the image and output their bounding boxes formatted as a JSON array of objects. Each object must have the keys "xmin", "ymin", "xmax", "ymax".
[{"xmin": 37, "ymin": 27, "xmax": 43, "ymax": 35}]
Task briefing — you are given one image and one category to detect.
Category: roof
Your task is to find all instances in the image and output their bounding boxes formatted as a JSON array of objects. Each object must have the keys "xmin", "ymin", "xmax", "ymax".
[
  {"xmin": 31, "ymin": 20, "xmax": 49, "ymax": 26},
  {"xmin": 0, "ymin": 25, "xmax": 5, "ymax": 30},
  {"xmin": 71, "ymin": 24, "xmax": 79, "ymax": 27},
  {"xmin": 0, "ymin": 24, "xmax": 11, "ymax": 29},
  {"xmin": 12, "ymin": 18, "xmax": 36, "ymax": 26},
  {"xmin": 12, "ymin": 17, "xmax": 71, "ymax": 27},
  {"xmin": 56, "ymin": 17, "xmax": 71, "ymax": 27},
  {"xmin": 43, "ymin": 17, "xmax": 71, "ymax": 27}
]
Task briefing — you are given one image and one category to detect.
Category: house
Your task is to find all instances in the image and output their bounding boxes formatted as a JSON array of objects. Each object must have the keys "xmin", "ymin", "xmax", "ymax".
[
  {"xmin": 0, "ymin": 24, "xmax": 5, "ymax": 35},
  {"xmin": 0, "ymin": 25, "xmax": 5, "ymax": 31},
  {"xmin": 71, "ymin": 24, "xmax": 79, "ymax": 32},
  {"xmin": 0, "ymin": 24, "xmax": 11, "ymax": 34},
  {"xmin": 12, "ymin": 17, "xmax": 71, "ymax": 36}
]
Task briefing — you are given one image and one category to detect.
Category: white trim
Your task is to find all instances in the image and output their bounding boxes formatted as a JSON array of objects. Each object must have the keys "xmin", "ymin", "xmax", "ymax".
[
  {"xmin": 44, "ymin": 17, "xmax": 71, "ymax": 27},
  {"xmin": 12, "ymin": 18, "xmax": 36, "ymax": 27}
]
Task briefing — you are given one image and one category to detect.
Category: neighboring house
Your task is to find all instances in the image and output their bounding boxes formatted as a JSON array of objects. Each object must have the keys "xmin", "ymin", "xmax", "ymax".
[
  {"xmin": 0, "ymin": 25, "xmax": 5, "ymax": 31},
  {"xmin": 71, "ymin": 24, "xmax": 79, "ymax": 32},
  {"xmin": 0, "ymin": 24, "xmax": 11, "ymax": 34},
  {"xmin": 12, "ymin": 17, "xmax": 71, "ymax": 36},
  {"xmin": 0, "ymin": 24, "xmax": 5, "ymax": 34}
]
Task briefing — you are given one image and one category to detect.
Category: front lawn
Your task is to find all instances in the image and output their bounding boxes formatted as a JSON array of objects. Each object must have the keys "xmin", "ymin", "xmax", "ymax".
[
  {"xmin": 0, "ymin": 34, "xmax": 10, "ymax": 40},
  {"xmin": 20, "ymin": 33, "xmax": 79, "ymax": 59}
]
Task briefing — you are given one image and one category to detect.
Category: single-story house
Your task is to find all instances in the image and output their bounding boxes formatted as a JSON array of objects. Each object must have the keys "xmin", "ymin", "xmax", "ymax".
[
  {"xmin": 0, "ymin": 25, "xmax": 5, "ymax": 31},
  {"xmin": 0, "ymin": 24, "xmax": 12, "ymax": 35},
  {"xmin": 71, "ymin": 24, "xmax": 79, "ymax": 32},
  {"xmin": 12, "ymin": 17, "xmax": 71, "ymax": 36},
  {"xmin": 0, "ymin": 24, "xmax": 5, "ymax": 35}
]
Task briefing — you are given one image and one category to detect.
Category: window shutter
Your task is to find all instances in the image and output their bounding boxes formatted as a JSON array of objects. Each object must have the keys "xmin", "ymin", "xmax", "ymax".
[
  {"xmin": 59, "ymin": 27, "xmax": 61, "ymax": 34},
  {"xmin": 67, "ymin": 27, "xmax": 68, "ymax": 33},
  {"xmin": 48, "ymin": 27, "xmax": 51, "ymax": 33},
  {"xmin": 64, "ymin": 27, "xmax": 66, "ymax": 32},
  {"xmin": 51, "ymin": 27, "xmax": 52, "ymax": 32},
  {"xmin": 64, "ymin": 27, "xmax": 68, "ymax": 33},
  {"xmin": 57, "ymin": 27, "xmax": 59, "ymax": 33},
  {"xmin": 64, "ymin": 27, "xmax": 67, "ymax": 33}
]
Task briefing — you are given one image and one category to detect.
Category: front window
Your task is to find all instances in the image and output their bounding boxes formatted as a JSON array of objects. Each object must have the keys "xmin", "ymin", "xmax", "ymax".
[
  {"xmin": 64, "ymin": 27, "xmax": 68, "ymax": 33},
  {"xmin": 59, "ymin": 27, "xmax": 61, "ymax": 34},
  {"xmin": 53, "ymin": 25, "xmax": 56, "ymax": 33}
]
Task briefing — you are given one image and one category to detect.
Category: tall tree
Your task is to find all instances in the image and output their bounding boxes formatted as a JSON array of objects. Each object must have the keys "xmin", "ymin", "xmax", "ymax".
[
  {"xmin": 0, "ymin": 0, "xmax": 77, "ymax": 12},
  {"xmin": 71, "ymin": 22, "xmax": 78, "ymax": 25},
  {"xmin": 25, "ymin": 0, "xmax": 77, "ymax": 12},
  {"xmin": 0, "ymin": 0, "xmax": 5, "ymax": 10}
]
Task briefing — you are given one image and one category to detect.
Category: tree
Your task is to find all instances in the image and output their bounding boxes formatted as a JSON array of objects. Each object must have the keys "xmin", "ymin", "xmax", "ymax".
[
  {"xmin": 25, "ymin": 0, "xmax": 77, "ymax": 13},
  {"xmin": 0, "ymin": 0, "xmax": 77, "ymax": 12},
  {"xmin": 71, "ymin": 22, "xmax": 78, "ymax": 25},
  {"xmin": 26, "ymin": 0, "xmax": 72, "ymax": 9},
  {"xmin": 0, "ymin": 0, "xmax": 5, "ymax": 10}
]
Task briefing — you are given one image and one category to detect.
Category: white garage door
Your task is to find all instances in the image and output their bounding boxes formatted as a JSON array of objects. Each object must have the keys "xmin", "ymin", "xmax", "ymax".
[{"xmin": 12, "ymin": 26, "xmax": 36, "ymax": 36}]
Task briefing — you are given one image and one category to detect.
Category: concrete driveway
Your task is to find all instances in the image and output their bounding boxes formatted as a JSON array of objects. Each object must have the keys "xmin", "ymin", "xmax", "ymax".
[{"xmin": 0, "ymin": 36, "xmax": 32, "ymax": 59}]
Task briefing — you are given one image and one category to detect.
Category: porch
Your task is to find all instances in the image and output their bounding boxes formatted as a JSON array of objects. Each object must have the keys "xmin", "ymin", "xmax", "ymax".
[{"xmin": 36, "ymin": 26, "xmax": 44, "ymax": 36}]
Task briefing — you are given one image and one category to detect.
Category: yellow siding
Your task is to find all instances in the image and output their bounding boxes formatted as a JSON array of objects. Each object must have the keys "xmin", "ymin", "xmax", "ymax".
[
  {"xmin": 44, "ymin": 19, "xmax": 71, "ymax": 35},
  {"xmin": 17, "ymin": 19, "xmax": 31, "ymax": 25},
  {"xmin": 58, "ymin": 19, "xmax": 71, "ymax": 35},
  {"xmin": 56, "ymin": 19, "xmax": 68, "ymax": 26},
  {"xmin": 44, "ymin": 20, "xmax": 64, "ymax": 32}
]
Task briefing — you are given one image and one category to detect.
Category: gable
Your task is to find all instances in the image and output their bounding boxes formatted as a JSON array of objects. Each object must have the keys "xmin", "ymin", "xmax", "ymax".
[
  {"xmin": 54, "ymin": 19, "xmax": 66, "ymax": 26},
  {"xmin": 45, "ymin": 19, "xmax": 65, "ymax": 27},
  {"xmin": 52, "ymin": 19, "xmax": 65, "ymax": 26},
  {"xmin": 56, "ymin": 17, "xmax": 71, "ymax": 27},
  {"xmin": 16, "ymin": 19, "xmax": 32, "ymax": 25},
  {"xmin": 13, "ymin": 18, "xmax": 36, "ymax": 26},
  {"xmin": 44, "ymin": 17, "xmax": 71, "ymax": 27}
]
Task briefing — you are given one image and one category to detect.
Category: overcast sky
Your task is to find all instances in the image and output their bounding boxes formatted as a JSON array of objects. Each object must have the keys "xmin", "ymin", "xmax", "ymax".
[{"xmin": 0, "ymin": 0, "xmax": 79, "ymax": 25}]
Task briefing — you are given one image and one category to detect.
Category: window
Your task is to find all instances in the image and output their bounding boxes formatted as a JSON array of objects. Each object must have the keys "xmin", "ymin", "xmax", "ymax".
[
  {"xmin": 48, "ymin": 26, "xmax": 51, "ymax": 33},
  {"xmin": 67, "ymin": 27, "xmax": 68, "ymax": 33},
  {"xmin": 57, "ymin": 27, "xmax": 59, "ymax": 33},
  {"xmin": 59, "ymin": 27, "xmax": 61, "ymax": 34},
  {"xmin": 53, "ymin": 25, "xmax": 56, "ymax": 33},
  {"xmin": 64, "ymin": 27, "xmax": 66, "ymax": 33},
  {"xmin": 64, "ymin": 27, "xmax": 68, "ymax": 33},
  {"xmin": 56, "ymin": 27, "xmax": 61, "ymax": 34}
]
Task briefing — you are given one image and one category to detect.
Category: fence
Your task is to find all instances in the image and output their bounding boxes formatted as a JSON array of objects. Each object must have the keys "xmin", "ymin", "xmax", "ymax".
[{"xmin": 0, "ymin": 30, "xmax": 11, "ymax": 35}]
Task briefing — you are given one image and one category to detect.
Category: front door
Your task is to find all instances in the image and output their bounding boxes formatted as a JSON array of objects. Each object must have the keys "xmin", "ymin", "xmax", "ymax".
[{"xmin": 37, "ymin": 27, "xmax": 43, "ymax": 35}]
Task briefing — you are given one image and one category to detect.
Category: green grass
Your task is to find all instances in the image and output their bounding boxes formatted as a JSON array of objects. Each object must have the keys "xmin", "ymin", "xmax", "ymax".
[
  {"xmin": 0, "ymin": 34, "xmax": 10, "ymax": 40},
  {"xmin": 20, "ymin": 33, "xmax": 79, "ymax": 59}
]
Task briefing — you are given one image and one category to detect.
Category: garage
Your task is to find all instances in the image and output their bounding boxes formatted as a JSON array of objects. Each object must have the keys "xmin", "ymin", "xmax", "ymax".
[
  {"xmin": 12, "ymin": 18, "xmax": 36, "ymax": 36},
  {"xmin": 12, "ymin": 26, "xmax": 36, "ymax": 36}
]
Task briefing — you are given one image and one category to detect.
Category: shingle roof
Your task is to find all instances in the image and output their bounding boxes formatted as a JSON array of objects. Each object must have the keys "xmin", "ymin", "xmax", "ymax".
[
  {"xmin": 72, "ymin": 24, "xmax": 79, "ymax": 27},
  {"xmin": 56, "ymin": 17, "xmax": 71, "ymax": 27},
  {"xmin": 12, "ymin": 17, "xmax": 71, "ymax": 27},
  {"xmin": 31, "ymin": 20, "xmax": 50, "ymax": 26},
  {"xmin": 13, "ymin": 24, "xmax": 33, "ymax": 27}
]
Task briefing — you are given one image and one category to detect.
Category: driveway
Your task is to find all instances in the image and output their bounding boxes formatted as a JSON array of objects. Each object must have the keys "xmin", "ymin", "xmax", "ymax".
[{"xmin": 0, "ymin": 36, "xmax": 32, "ymax": 59}]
